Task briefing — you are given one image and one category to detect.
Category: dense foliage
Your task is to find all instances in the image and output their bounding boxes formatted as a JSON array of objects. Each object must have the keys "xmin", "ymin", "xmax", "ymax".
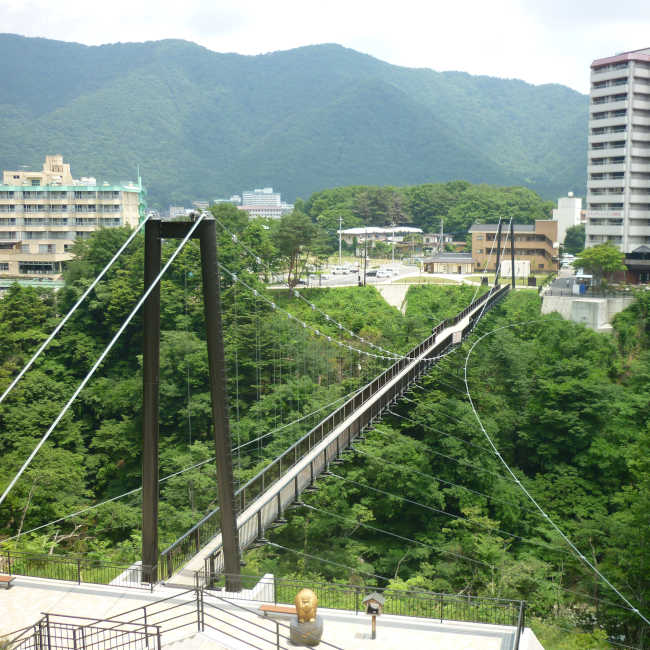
[
  {"xmin": 1, "ymin": 215, "xmax": 648, "ymax": 646},
  {"xmin": 0, "ymin": 207, "xmax": 412, "ymax": 560},
  {"xmin": 0, "ymin": 35, "xmax": 587, "ymax": 207},
  {"xmin": 563, "ymin": 224, "xmax": 586, "ymax": 255},
  {"xmin": 244, "ymin": 289, "xmax": 650, "ymax": 648},
  {"xmin": 303, "ymin": 181, "xmax": 554, "ymax": 239}
]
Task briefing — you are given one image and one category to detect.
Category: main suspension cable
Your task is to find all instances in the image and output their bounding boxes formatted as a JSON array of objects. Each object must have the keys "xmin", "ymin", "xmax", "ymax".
[
  {"xmin": 0, "ymin": 215, "xmax": 204, "ymax": 508},
  {"xmin": 0, "ymin": 216, "xmax": 150, "ymax": 407},
  {"xmin": 464, "ymin": 321, "xmax": 650, "ymax": 626}
]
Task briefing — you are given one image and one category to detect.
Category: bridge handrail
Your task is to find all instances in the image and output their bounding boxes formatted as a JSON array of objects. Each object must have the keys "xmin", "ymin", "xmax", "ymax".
[{"xmin": 159, "ymin": 286, "xmax": 508, "ymax": 579}]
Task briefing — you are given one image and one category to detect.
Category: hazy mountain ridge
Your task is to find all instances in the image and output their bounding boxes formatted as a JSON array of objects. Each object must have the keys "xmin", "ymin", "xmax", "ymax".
[{"xmin": 0, "ymin": 34, "xmax": 588, "ymax": 207}]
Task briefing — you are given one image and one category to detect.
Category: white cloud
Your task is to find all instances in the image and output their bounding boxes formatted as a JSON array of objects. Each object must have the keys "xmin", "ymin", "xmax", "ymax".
[{"xmin": 1, "ymin": 0, "xmax": 649, "ymax": 92}]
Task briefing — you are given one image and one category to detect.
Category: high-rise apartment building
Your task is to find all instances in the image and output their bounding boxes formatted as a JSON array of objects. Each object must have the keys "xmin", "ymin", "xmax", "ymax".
[
  {"xmin": 0, "ymin": 155, "xmax": 145, "ymax": 278},
  {"xmin": 586, "ymin": 48, "xmax": 650, "ymax": 268}
]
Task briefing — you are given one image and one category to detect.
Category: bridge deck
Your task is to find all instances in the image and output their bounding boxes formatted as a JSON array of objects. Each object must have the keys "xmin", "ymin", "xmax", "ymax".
[{"xmin": 165, "ymin": 287, "xmax": 508, "ymax": 587}]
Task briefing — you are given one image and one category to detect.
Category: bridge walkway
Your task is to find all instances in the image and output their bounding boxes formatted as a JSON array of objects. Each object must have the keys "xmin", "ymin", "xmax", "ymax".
[{"xmin": 162, "ymin": 286, "xmax": 509, "ymax": 588}]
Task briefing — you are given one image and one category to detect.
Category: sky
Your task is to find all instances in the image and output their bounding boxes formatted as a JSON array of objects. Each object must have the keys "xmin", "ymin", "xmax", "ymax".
[{"xmin": 2, "ymin": 0, "xmax": 650, "ymax": 94}]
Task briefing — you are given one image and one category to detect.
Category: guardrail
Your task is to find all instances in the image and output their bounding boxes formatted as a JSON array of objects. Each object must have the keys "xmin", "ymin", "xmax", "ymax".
[
  {"xmin": 0, "ymin": 550, "xmax": 153, "ymax": 591},
  {"xmin": 200, "ymin": 573, "xmax": 525, "ymax": 643},
  {"xmin": 4, "ymin": 613, "xmax": 160, "ymax": 650},
  {"xmin": 71, "ymin": 587, "xmax": 343, "ymax": 650},
  {"xmin": 159, "ymin": 285, "xmax": 509, "ymax": 581}
]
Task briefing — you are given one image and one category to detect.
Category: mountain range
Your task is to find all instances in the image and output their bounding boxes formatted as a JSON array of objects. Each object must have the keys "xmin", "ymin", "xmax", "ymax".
[{"xmin": 0, "ymin": 34, "xmax": 588, "ymax": 209}]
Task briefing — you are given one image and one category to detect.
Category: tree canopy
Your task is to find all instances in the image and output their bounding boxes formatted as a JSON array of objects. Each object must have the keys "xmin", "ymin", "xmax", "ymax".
[{"xmin": 572, "ymin": 243, "xmax": 626, "ymax": 281}]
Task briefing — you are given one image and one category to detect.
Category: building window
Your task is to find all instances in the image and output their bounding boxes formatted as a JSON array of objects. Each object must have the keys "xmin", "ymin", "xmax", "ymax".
[
  {"xmin": 39, "ymin": 244, "xmax": 55, "ymax": 254},
  {"xmin": 31, "ymin": 179, "xmax": 41, "ymax": 186},
  {"xmin": 0, "ymin": 263, "xmax": 8, "ymax": 271},
  {"xmin": 539, "ymin": 264, "xmax": 544, "ymax": 269}
]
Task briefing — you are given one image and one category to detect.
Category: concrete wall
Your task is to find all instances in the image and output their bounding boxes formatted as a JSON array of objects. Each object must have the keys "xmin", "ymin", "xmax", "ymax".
[{"xmin": 541, "ymin": 294, "xmax": 634, "ymax": 331}]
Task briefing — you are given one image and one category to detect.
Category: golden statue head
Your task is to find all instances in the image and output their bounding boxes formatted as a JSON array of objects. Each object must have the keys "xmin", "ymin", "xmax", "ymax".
[{"xmin": 294, "ymin": 588, "xmax": 318, "ymax": 623}]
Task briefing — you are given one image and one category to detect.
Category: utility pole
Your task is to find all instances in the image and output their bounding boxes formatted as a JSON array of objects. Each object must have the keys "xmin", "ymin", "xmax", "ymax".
[
  {"xmin": 363, "ymin": 226, "xmax": 368, "ymax": 286},
  {"xmin": 338, "ymin": 215, "xmax": 343, "ymax": 266},
  {"xmin": 494, "ymin": 219, "xmax": 503, "ymax": 287},
  {"xmin": 510, "ymin": 220, "xmax": 515, "ymax": 289}
]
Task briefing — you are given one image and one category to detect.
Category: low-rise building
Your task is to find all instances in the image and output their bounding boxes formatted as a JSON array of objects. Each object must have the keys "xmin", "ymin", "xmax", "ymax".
[
  {"xmin": 423, "ymin": 252, "xmax": 474, "ymax": 274},
  {"xmin": 0, "ymin": 155, "xmax": 145, "ymax": 278},
  {"xmin": 338, "ymin": 226, "xmax": 423, "ymax": 246},
  {"xmin": 469, "ymin": 221, "xmax": 558, "ymax": 273}
]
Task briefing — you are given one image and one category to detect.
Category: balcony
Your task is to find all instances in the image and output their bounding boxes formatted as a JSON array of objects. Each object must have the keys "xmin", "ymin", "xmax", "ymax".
[
  {"xmin": 632, "ymin": 115, "xmax": 650, "ymax": 126},
  {"xmin": 629, "ymin": 209, "xmax": 650, "ymax": 219},
  {"xmin": 630, "ymin": 179, "xmax": 650, "ymax": 188},
  {"xmin": 631, "ymin": 162, "xmax": 650, "ymax": 173},
  {"xmin": 631, "ymin": 147, "xmax": 650, "ymax": 158},
  {"xmin": 590, "ymin": 116, "xmax": 628, "ymax": 129},
  {"xmin": 592, "ymin": 68, "xmax": 631, "ymax": 82},
  {"xmin": 588, "ymin": 163, "xmax": 626, "ymax": 174},
  {"xmin": 633, "ymin": 98, "xmax": 650, "ymax": 111},
  {"xmin": 588, "ymin": 179, "xmax": 626, "ymax": 189},
  {"xmin": 586, "ymin": 224, "xmax": 623, "ymax": 236},
  {"xmin": 591, "ymin": 84, "xmax": 628, "ymax": 98},
  {"xmin": 627, "ymin": 222, "xmax": 650, "ymax": 236},
  {"xmin": 632, "ymin": 130, "xmax": 650, "ymax": 141},
  {"xmin": 589, "ymin": 132, "xmax": 626, "ymax": 144}
]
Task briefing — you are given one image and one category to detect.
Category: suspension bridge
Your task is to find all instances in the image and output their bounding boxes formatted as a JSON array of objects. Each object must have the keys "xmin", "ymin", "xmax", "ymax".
[{"xmin": 1, "ymin": 213, "xmax": 648, "ymax": 649}]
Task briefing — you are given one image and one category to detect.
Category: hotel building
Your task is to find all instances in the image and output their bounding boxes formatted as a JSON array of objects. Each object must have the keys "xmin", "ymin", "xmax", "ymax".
[
  {"xmin": 0, "ymin": 155, "xmax": 145, "ymax": 278},
  {"xmin": 586, "ymin": 48, "xmax": 650, "ymax": 278}
]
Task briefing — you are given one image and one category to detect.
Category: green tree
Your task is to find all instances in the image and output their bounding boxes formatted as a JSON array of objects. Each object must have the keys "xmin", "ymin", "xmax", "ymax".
[
  {"xmin": 572, "ymin": 243, "xmax": 626, "ymax": 282},
  {"xmin": 271, "ymin": 210, "xmax": 318, "ymax": 288},
  {"xmin": 563, "ymin": 225, "xmax": 585, "ymax": 255}
]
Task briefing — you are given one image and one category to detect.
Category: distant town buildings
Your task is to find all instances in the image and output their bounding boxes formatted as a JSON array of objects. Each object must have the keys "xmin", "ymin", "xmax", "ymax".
[
  {"xmin": 586, "ymin": 47, "xmax": 650, "ymax": 277},
  {"xmin": 552, "ymin": 192, "xmax": 582, "ymax": 245},
  {"xmin": 0, "ymin": 155, "xmax": 145, "ymax": 278},
  {"xmin": 239, "ymin": 187, "xmax": 294, "ymax": 219},
  {"xmin": 469, "ymin": 220, "xmax": 558, "ymax": 273}
]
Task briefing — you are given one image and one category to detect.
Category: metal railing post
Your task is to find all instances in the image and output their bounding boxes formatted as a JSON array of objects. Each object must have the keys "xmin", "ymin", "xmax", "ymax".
[
  {"xmin": 144, "ymin": 610, "xmax": 149, "ymax": 648},
  {"xmin": 77, "ymin": 558, "xmax": 81, "ymax": 585},
  {"xmin": 45, "ymin": 614, "xmax": 52, "ymax": 650},
  {"xmin": 514, "ymin": 601, "xmax": 525, "ymax": 649}
]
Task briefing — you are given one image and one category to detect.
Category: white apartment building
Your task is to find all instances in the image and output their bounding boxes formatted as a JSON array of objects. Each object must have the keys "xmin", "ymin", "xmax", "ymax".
[
  {"xmin": 552, "ymin": 192, "xmax": 582, "ymax": 245},
  {"xmin": 240, "ymin": 187, "xmax": 293, "ymax": 219},
  {"xmin": 0, "ymin": 155, "xmax": 145, "ymax": 278},
  {"xmin": 586, "ymin": 48, "xmax": 650, "ymax": 260}
]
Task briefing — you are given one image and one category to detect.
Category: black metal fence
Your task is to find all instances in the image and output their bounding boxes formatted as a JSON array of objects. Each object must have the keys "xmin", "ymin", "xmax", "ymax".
[
  {"xmin": 0, "ymin": 550, "xmax": 152, "ymax": 591},
  {"xmin": 202, "ymin": 573, "xmax": 525, "ymax": 632},
  {"xmin": 159, "ymin": 285, "xmax": 510, "ymax": 580},
  {"xmin": 4, "ymin": 613, "xmax": 160, "ymax": 650}
]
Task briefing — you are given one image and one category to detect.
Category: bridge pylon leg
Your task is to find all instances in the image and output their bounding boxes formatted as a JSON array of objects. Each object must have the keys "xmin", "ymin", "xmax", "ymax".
[{"xmin": 199, "ymin": 219, "xmax": 242, "ymax": 592}]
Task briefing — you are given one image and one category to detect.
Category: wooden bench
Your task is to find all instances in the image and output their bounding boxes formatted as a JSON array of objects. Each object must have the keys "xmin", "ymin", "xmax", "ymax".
[
  {"xmin": 259, "ymin": 604, "xmax": 297, "ymax": 617},
  {"xmin": 0, "ymin": 575, "xmax": 15, "ymax": 589}
]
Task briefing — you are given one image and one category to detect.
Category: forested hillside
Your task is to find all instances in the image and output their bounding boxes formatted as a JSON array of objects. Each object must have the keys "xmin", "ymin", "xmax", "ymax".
[
  {"xmin": 0, "ymin": 34, "xmax": 588, "ymax": 207},
  {"xmin": 1, "ymin": 211, "xmax": 648, "ymax": 646},
  {"xmin": 302, "ymin": 181, "xmax": 554, "ymax": 238}
]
